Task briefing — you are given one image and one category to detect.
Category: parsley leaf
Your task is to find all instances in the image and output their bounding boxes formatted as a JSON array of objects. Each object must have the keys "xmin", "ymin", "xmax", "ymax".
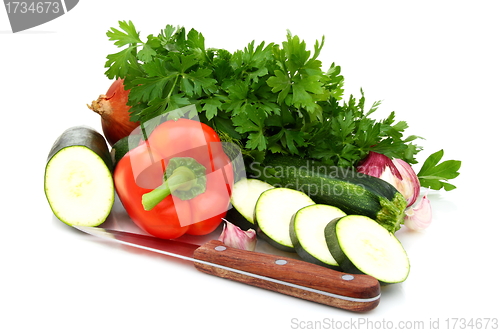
[
  {"xmin": 107, "ymin": 20, "xmax": 142, "ymax": 47},
  {"xmin": 201, "ymin": 97, "xmax": 223, "ymax": 120},
  {"xmin": 267, "ymin": 70, "xmax": 291, "ymax": 104},
  {"xmin": 417, "ymin": 150, "xmax": 461, "ymax": 190},
  {"xmin": 104, "ymin": 21, "xmax": 144, "ymax": 80},
  {"xmin": 233, "ymin": 105, "xmax": 267, "ymax": 151}
]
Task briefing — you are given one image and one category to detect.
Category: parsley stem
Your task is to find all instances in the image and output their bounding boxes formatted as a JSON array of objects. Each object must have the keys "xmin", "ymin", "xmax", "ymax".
[{"xmin": 167, "ymin": 75, "xmax": 180, "ymax": 99}]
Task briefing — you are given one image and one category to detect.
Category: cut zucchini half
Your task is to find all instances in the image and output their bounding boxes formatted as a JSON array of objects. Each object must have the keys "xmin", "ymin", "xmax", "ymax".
[
  {"xmin": 44, "ymin": 126, "xmax": 115, "ymax": 227},
  {"xmin": 290, "ymin": 204, "xmax": 346, "ymax": 269},
  {"xmin": 230, "ymin": 178, "xmax": 274, "ymax": 224},
  {"xmin": 325, "ymin": 215, "xmax": 410, "ymax": 284},
  {"xmin": 255, "ymin": 187, "xmax": 315, "ymax": 252}
]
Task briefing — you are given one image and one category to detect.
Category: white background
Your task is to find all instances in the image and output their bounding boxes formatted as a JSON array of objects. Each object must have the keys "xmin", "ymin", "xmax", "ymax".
[{"xmin": 1, "ymin": 1, "xmax": 499, "ymax": 332}]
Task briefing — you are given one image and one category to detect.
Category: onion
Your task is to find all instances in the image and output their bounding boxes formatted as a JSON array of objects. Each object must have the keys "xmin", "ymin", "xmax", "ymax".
[{"xmin": 88, "ymin": 79, "xmax": 139, "ymax": 146}]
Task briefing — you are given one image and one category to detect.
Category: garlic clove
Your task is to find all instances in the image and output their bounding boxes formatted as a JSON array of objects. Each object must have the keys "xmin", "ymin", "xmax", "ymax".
[
  {"xmin": 404, "ymin": 195, "xmax": 432, "ymax": 231},
  {"xmin": 218, "ymin": 219, "xmax": 257, "ymax": 251}
]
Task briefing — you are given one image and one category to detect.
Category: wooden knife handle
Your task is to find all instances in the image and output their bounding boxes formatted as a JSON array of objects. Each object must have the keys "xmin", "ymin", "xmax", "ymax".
[{"xmin": 193, "ymin": 240, "xmax": 380, "ymax": 312}]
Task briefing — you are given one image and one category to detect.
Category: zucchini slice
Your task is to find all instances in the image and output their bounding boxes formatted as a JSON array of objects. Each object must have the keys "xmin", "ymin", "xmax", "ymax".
[
  {"xmin": 230, "ymin": 178, "xmax": 274, "ymax": 224},
  {"xmin": 325, "ymin": 215, "xmax": 410, "ymax": 284},
  {"xmin": 290, "ymin": 204, "xmax": 346, "ymax": 269},
  {"xmin": 44, "ymin": 126, "xmax": 115, "ymax": 227},
  {"xmin": 255, "ymin": 188, "xmax": 315, "ymax": 252}
]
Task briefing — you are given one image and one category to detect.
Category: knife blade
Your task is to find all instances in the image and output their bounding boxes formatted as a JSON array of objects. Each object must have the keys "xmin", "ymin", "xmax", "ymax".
[{"xmin": 75, "ymin": 226, "xmax": 381, "ymax": 312}]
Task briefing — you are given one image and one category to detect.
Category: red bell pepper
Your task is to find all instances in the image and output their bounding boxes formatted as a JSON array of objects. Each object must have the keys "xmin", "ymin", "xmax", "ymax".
[{"xmin": 114, "ymin": 118, "xmax": 234, "ymax": 239}]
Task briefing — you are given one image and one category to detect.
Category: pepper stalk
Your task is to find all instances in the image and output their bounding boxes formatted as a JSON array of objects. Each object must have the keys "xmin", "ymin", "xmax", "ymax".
[{"xmin": 142, "ymin": 157, "xmax": 207, "ymax": 211}]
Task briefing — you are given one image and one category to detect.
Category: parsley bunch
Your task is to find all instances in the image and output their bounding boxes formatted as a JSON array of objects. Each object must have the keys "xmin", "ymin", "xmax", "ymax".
[{"xmin": 104, "ymin": 21, "xmax": 423, "ymax": 168}]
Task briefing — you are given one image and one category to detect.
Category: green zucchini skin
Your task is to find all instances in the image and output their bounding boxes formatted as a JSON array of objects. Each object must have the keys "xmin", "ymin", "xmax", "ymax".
[
  {"xmin": 224, "ymin": 207, "xmax": 256, "ymax": 231},
  {"xmin": 289, "ymin": 205, "xmax": 345, "ymax": 270},
  {"xmin": 324, "ymin": 217, "xmax": 363, "ymax": 275},
  {"xmin": 47, "ymin": 126, "xmax": 113, "ymax": 171},
  {"xmin": 110, "ymin": 134, "xmax": 142, "ymax": 168},
  {"xmin": 249, "ymin": 155, "xmax": 406, "ymax": 233}
]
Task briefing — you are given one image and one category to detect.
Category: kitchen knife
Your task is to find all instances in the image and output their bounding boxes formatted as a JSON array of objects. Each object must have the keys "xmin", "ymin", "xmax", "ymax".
[{"xmin": 75, "ymin": 226, "xmax": 381, "ymax": 312}]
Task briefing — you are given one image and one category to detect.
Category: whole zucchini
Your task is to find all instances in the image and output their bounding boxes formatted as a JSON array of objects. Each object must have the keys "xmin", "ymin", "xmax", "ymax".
[
  {"xmin": 249, "ymin": 155, "xmax": 407, "ymax": 233},
  {"xmin": 110, "ymin": 134, "xmax": 142, "ymax": 168}
]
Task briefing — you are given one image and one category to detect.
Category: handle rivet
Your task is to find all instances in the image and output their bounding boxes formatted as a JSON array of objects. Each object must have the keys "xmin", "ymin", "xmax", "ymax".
[
  {"xmin": 215, "ymin": 245, "xmax": 227, "ymax": 251},
  {"xmin": 275, "ymin": 259, "xmax": 288, "ymax": 265},
  {"xmin": 342, "ymin": 274, "xmax": 354, "ymax": 281}
]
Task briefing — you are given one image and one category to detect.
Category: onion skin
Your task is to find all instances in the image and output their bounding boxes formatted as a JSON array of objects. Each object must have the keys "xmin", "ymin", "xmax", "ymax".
[{"xmin": 88, "ymin": 79, "xmax": 139, "ymax": 146}]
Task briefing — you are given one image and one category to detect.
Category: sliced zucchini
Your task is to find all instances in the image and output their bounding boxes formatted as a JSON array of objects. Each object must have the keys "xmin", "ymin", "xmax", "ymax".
[
  {"xmin": 325, "ymin": 215, "xmax": 410, "ymax": 284},
  {"xmin": 290, "ymin": 204, "xmax": 346, "ymax": 269},
  {"xmin": 255, "ymin": 188, "xmax": 315, "ymax": 252},
  {"xmin": 44, "ymin": 126, "xmax": 115, "ymax": 227},
  {"xmin": 230, "ymin": 178, "xmax": 274, "ymax": 224}
]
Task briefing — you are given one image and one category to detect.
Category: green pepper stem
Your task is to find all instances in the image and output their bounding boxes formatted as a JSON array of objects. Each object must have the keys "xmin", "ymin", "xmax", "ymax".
[{"xmin": 141, "ymin": 157, "xmax": 207, "ymax": 211}]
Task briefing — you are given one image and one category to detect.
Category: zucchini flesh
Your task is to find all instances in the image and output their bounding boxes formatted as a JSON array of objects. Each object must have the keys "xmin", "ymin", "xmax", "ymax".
[
  {"xmin": 230, "ymin": 178, "xmax": 274, "ymax": 224},
  {"xmin": 290, "ymin": 204, "xmax": 346, "ymax": 269},
  {"xmin": 255, "ymin": 188, "xmax": 315, "ymax": 252},
  {"xmin": 44, "ymin": 126, "xmax": 114, "ymax": 227},
  {"xmin": 251, "ymin": 155, "xmax": 407, "ymax": 233},
  {"xmin": 325, "ymin": 215, "xmax": 410, "ymax": 284}
]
